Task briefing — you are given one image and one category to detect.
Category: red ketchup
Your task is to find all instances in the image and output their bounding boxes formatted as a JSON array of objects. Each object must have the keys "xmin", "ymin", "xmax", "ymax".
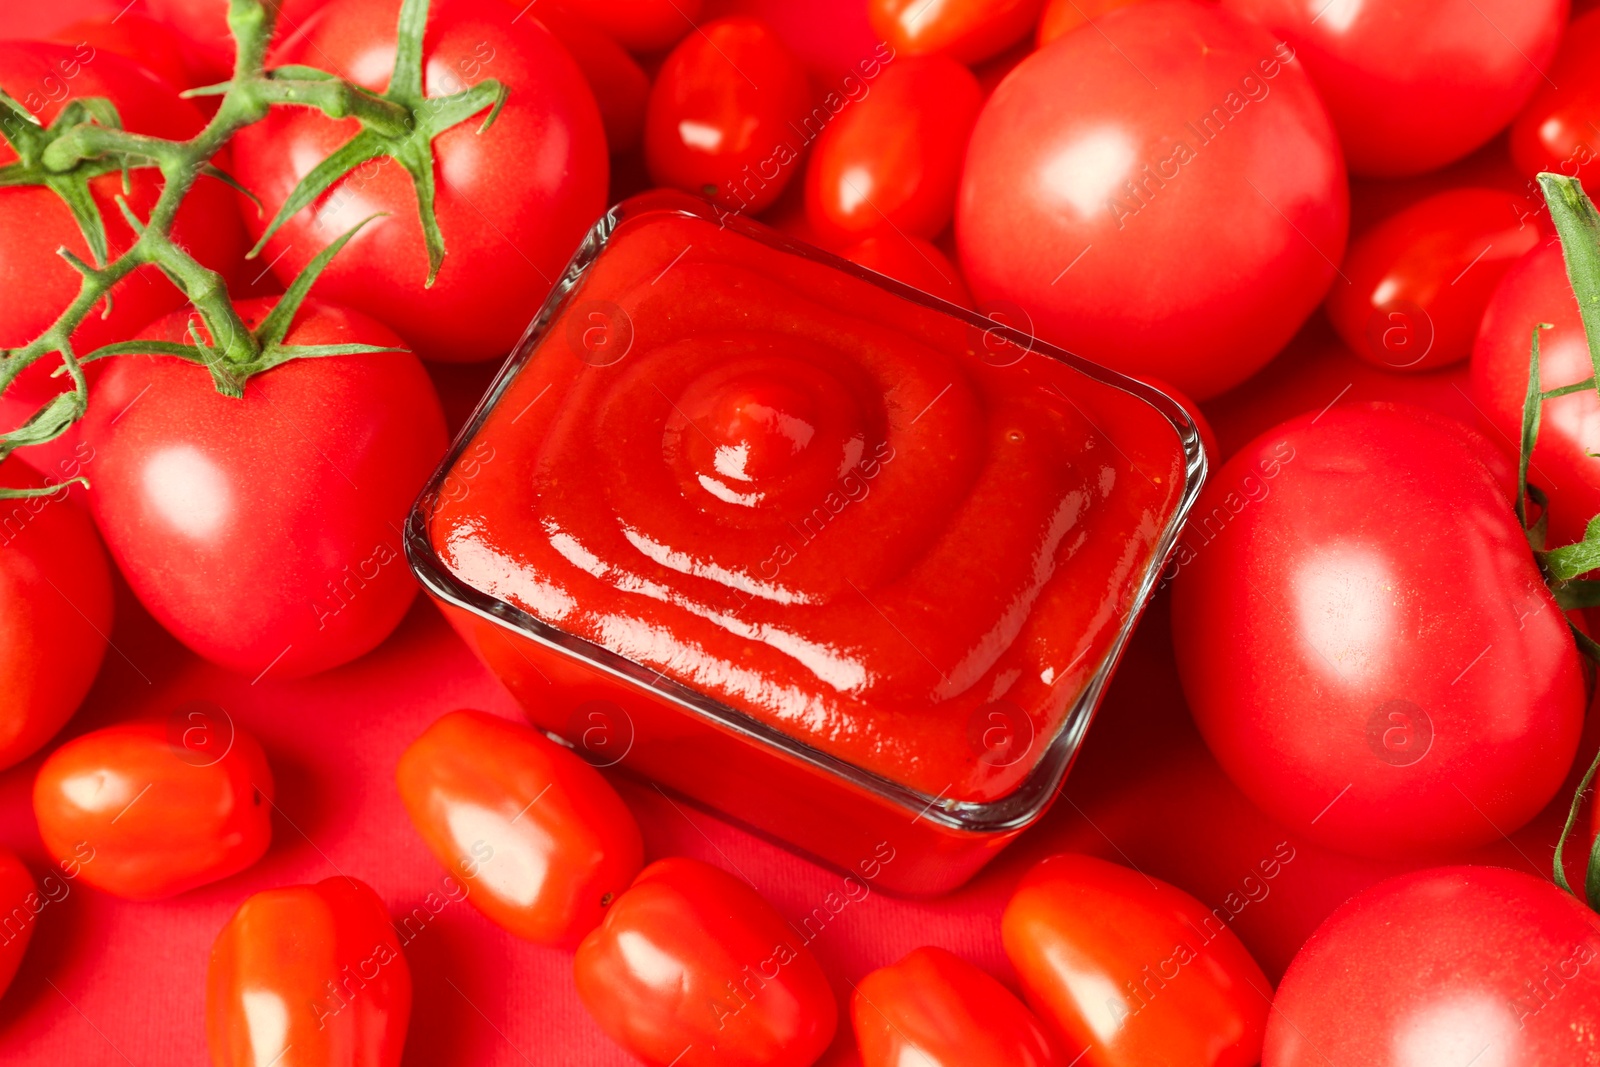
[{"xmin": 415, "ymin": 193, "xmax": 1200, "ymax": 893}]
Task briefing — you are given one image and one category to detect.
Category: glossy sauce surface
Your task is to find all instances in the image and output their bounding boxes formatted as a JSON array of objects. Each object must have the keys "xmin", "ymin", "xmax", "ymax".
[{"xmin": 430, "ymin": 205, "xmax": 1188, "ymax": 802}]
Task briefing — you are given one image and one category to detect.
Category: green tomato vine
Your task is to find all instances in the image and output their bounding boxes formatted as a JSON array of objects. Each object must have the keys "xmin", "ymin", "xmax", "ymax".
[{"xmin": 0, "ymin": 0, "xmax": 507, "ymax": 499}]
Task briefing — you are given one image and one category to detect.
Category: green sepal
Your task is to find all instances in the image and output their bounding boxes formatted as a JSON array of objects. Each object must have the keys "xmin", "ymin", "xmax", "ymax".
[
  {"xmin": 179, "ymin": 82, "xmax": 235, "ymax": 99},
  {"xmin": 246, "ymin": 129, "xmax": 388, "ymax": 257},
  {"xmin": 0, "ymin": 477, "xmax": 87, "ymax": 501},
  {"xmin": 78, "ymin": 339, "xmax": 215, "ymax": 365},
  {"xmin": 0, "ymin": 388, "xmax": 84, "ymax": 453},
  {"xmin": 1543, "ymin": 539, "xmax": 1600, "ymax": 581},
  {"xmin": 1553, "ymin": 741, "xmax": 1600, "ymax": 911},
  {"xmin": 1517, "ymin": 324, "xmax": 1545, "ymax": 534},
  {"xmin": 1540, "ymin": 173, "xmax": 1600, "ymax": 391},
  {"xmin": 44, "ymin": 173, "xmax": 111, "ymax": 265},
  {"xmin": 256, "ymin": 215, "xmax": 384, "ymax": 346},
  {"xmin": 1551, "ymin": 579, "xmax": 1600, "ymax": 610}
]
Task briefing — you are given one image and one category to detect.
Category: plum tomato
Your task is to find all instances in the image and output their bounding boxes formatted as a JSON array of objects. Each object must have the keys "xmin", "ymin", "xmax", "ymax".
[
  {"xmin": 230, "ymin": 0, "xmax": 608, "ymax": 363},
  {"xmin": 206, "ymin": 876, "xmax": 411, "ymax": 1067},
  {"xmin": 532, "ymin": 3, "xmax": 651, "ymax": 153},
  {"xmin": 1002, "ymin": 853, "xmax": 1272, "ymax": 1067},
  {"xmin": 558, "ymin": 0, "xmax": 702, "ymax": 53},
  {"xmin": 395, "ymin": 709, "xmax": 643, "ymax": 948},
  {"xmin": 574, "ymin": 857, "xmax": 838, "ymax": 1067},
  {"xmin": 852, "ymin": 945, "xmax": 1060, "ymax": 1067},
  {"xmin": 1170, "ymin": 403, "xmax": 1586, "ymax": 858},
  {"xmin": 33, "ymin": 719, "xmax": 273, "ymax": 901},
  {"xmin": 957, "ymin": 0, "xmax": 1348, "ymax": 400},
  {"xmin": 1036, "ymin": 0, "xmax": 1143, "ymax": 47},
  {"xmin": 142, "ymin": 0, "xmax": 328, "ymax": 84},
  {"xmin": 803, "ymin": 55, "xmax": 981, "ymax": 243},
  {"xmin": 0, "ymin": 458, "xmax": 113, "ymax": 771},
  {"xmin": 1326, "ymin": 187, "xmax": 1541, "ymax": 373},
  {"xmin": 868, "ymin": 0, "xmax": 1043, "ymax": 64},
  {"xmin": 1264, "ymin": 866, "xmax": 1600, "ymax": 1067},
  {"xmin": 1510, "ymin": 9, "xmax": 1600, "ymax": 197},
  {"xmin": 0, "ymin": 848, "xmax": 34, "ymax": 1002},
  {"xmin": 79, "ymin": 297, "xmax": 447, "ymax": 680},
  {"xmin": 841, "ymin": 234, "xmax": 972, "ymax": 307},
  {"xmin": 644, "ymin": 17, "xmax": 812, "ymax": 215},
  {"xmin": 1221, "ymin": 0, "xmax": 1567, "ymax": 177}
]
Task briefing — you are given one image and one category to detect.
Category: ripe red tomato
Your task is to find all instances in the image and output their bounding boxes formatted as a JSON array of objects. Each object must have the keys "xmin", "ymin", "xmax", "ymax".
[
  {"xmin": 1326, "ymin": 187, "xmax": 1540, "ymax": 373},
  {"xmin": 1036, "ymin": 0, "xmax": 1143, "ymax": 47},
  {"xmin": 142, "ymin": 0, "xmax": 327, "ymax": 84},
  {"xmin": 1003, "ymin": 853, "xmax": 1272, "ymax": 1067},
  {"xmin": 957, "ymin": 0, "xmax": 1347, "ymax": 400},
  {"xmin": 574, "ymin": 857, "xmax": 838, "ymax": 1067},
  {"xmin": 644, "ymin": 17, "xmax": 811, "ymax": 215},
  {"xmin": 1510, "ymin": 9, "xmax": 1600, "ymax": 196},
  {"xmin": 1221, "ymin": 0, "xmax": 1566, "ymax": 177},
  {"xmin": 558, "ymin": 0, "xmax": 702, "ymax": 53},
  {"xmin": 396, "ymin": 708, "xmax": 643, "ymax": 947},
  {"xmin": 868, "ymin": 0, "xmax": 1043, "ymax": 64},
  {"xmin": 0, "ymin": 848, "xmax": 34, "ymax": 1001},
  {"xmin": 1264, "ymin": 866, "xmax": 1600, "ymax": 1066},
  {"xmin": 1171, "ymin": 404, "xmax": 1586, "ymax": 857},
  {"xmin": 80, "ymin": 297, "xmax": 447, "ymax": 680},
  {"xmin": 531, "ymin": 4, "xmax": 651, "ymax": 153},
  {"xmin": 230, "ymin": 0, "xmax": 608, "ymax": 363},
  {"xmin": 0, "ymin": 459, "xmax": 113, "ymax": 771},
  {"xmin": 842, "ymin": 235, "xmax": 972, "ymax": 307},
  {"xmin": 50, "ymin": 14, "xmax": 199, "ymax": 91},
  {"xmin": 33, "ymin": 719, "xmax": 273, "ymax": 901},
  {"xmin": 206, "ymin": 876, "xmax": 411, "ymax": 1067},
  {"xmin": 803, "ymin": 55, "xmax": 980, "ymax": 244},
  {"xmin": 852, "ymin": 945, "xmax": 1060, "ymax": 1067}
]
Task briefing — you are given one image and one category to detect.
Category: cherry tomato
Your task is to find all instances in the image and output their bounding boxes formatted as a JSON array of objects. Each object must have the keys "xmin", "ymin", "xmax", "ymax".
[
  {"xmin": 1036, "ymin": 0, "xmax": 1143, "ymax": 47},
  {"xmin": 957, "ymin": 0, "xmax": 1347, "ymax": 400},
  {"xmin": 1003, "ymin": 853, "xmax": 1272, "ymax": 1067},
  {"xmin": 1221, "ymin": 0, "xmax": 1567, "ymax": 177},
  {"xmin": 869, "ymin": 0, "xmax": 1043, "ymax": 64},
  {"xmin": 206, "ymin": 876, "xmax": 411, "ymax": 1067},
  {"xmin": 645, "ymin": 17, "xmax": 811, "ymax": 215},
  {"xmin": 1510, "ymin": 10, "xmax": 1600, "ymax": 197},
  {"xmin": 396, "ymin": 708, "xmax": 643, "ymax": 947},
  {"xmin": 803, "ymin": 55, "xmax": 980, "ymax": 243},
  {"xmin": 142, "ymin": 0, "xmax": 327, "ymax": 84},
  {"xmin": 1326, "ymin": 187, "xmax": 1540, "ymax": 373},
  {"xmin": 852, "ymin": 945, "xmax": 1060, "ymax": 1067},
  {"xmin": 574, "ymin": 857, "xmax": 838, "ymax": 1067},
  {"xmin": 0, "ymin": 458, "xmax": 113, "ymax": 771},
  {"xmin": 0, "ymin": 848, "xmax": 34, "ymax": 1002},
  {"xmin": 532, "ymin": 4, "xmax": 651, "ymax": 153},
  {"xmin": 51, "ymin": 14, "xmax": 199, "ymax": 91},
  {"xmin": 33, "ymin": 719, "xmax": 273, "ymax": 901},
  {"xmin": 558, "ymin": 0, "xmax": 702, "ymax": 53},
  {"xmin": 1264, "ymin": 866, "xmax": 1600, "ymax": 1066},
  {"xmin": 1171, "ymin": 404, "xmax": 1586, "ymax": 857},
  {"xmin": 842, "ymin": 234, "xmax": 972, "ymax": 307},
  {"xmin": 80, "ymin": 297, "xmax": 447, "ymax": 680},
  {"xmin": 230, "ymin": 0, "xmax": 608, "ymax": 363}
]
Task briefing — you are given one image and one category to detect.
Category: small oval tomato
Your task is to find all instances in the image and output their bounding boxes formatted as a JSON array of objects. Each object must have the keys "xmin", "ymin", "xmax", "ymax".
[
  {"xmin": 853, "ymin": 945, "xmax": 1060, "ymax": 1067},
  {"xmin": 207, "ymin": 876, "xmax": 411, "ymax": 1067},
  {"xmin": 1171, "ymin": 404, "xmax": 1586, "ymax": 858},
  {"xmin": 644, "ymin": 17, "xmax": 812, "ymax": 214},
  {"xmin": 1326, "ymin": 187, "xmax": 1540, "ymax": 373},
  {"xmin": 1510, "ymin": 10, "xmax": 1600, "ymax": 196},
  {"xmin": 869, "ymin": 0, "xmax": 1043, "ymax": 64},
  {"xmin": 80, "ymin": 298, "xmax": 447, "ymax": 680},
  {"xmin": 1003, "ymin": 853, "xmax": 1272, "ymax": 1067},
  {"xmin": 574, "ymin": 857, "xmax": 838, "ymax": 1067},
  {"xmin": 33, "ymin": 719, "xmax": 273, "ymax": 901},
  {"xmin": 0, "ymin": 458, "xmax": 113, "ymax": 771},
  {"xmin": 842, "ymin": 235, "xmax": 972, "ymax": 307},
  {"xmin": 1036, "ymin": 0, "xmax": 1143, "ymax": 47},
  {"xmin": 396, "ymin": 709, "xmax": 642, "ymax": 947},
  {"xmin": 1264, "ymin": 866, "xmax": 1600, "ymax": 1067},
  {"xmin": 557, "ymin": 0, "xmax": 701, "ymax": 53},
  {"xmin": 1221, "ymin": 0, "xmax": 1566, "ymax": 177},
  {"xmin": 803, "ymin": 55, "xmax": 981, "ymax": 243},
  {"xmin": 0, "ymin": 848, "xmax": 34, "ymax": 1001},
  {"xmin": 534, "ymin": 4, "xmax": 651, "ymax": 153}
]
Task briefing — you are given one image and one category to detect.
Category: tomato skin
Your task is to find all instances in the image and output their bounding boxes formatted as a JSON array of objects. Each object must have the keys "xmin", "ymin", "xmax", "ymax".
[
  {"xmin": 143, "ymin": 0, "xmax": 327, "ymax": 83},
  {"xmin": 206, "ymin": 876, "xmax": 411, "ymax": 1067},
  {"xmin": 80, "ymin": 297, "xmax": 447, "ymax": 680},
  {"xmin": 841, "ymin": 235, "xmax": 972, "ymax": 307},
  {"xmin": 395, "ymin": 709, "xmax": 643, "ymax": 948},
  {"xmin": 1221, "ymin": 0, "xmax": 1567, "ymax": 177},
  {"xmin": 558, "ymin": 0, "xmax": 702, "ymax": 53},
  {"xmin": 0, "ymin": 458, "xmax": 113, "ymax": 771},
  {"xmin": 230, "ymin": 0, "xmax": 608, "ymax": 363},
  {"xmin": 1510, "ymin": 10, "xmax": 1600, "ymax": 196},
  {"xmin": 533, "ymin": 5, "xmax": 651, "ymax": 153},
  {"xmin": 1036, "ymin": 0, "xmax": 1143, "ymax": 47},
  {"xmin": 869, "ymin": 0, "xmax": 1043, "ymax": 64},
  {"xmin": 0, "ymin": 848, "xmax": 34, "ymax": 1001},
  {"xmin": 644, "ymin": 17, "xmax": 811, "ymax": 214},
  {"xmin": 1003, "ymin": 853, "xmax": 1272, "ymax": 1067},
  {"xmin": 1326, "ymin": 187, "xmax": 1540, "ymax": 373},
  {"xmin": 957, "ymin": 0, "xmax": 1347, "ymax": 401},
  {"xmin": 51, "ymin": 14, "xmax": 199, "ymax": 90},
  {"xmin": 803, "ymin": 55, "xmax": 980, "ymax": 243},
  {"xmin": 33, "ymin": 720, "xmax": 273, "ymax": 901},
  {"xmin": 853, "ymin": 946, "xmax": 1060, "ymax": 1067},
  {"xmin": 574, "ymin": 857, "xmax": 838, "ymax": 1067},
  {"xmin": 1171, "ymin": 404, "xmax": 1586, "ymax": 858},
  {"xmin": 1264, "ymin": 866, "xmax": 1600, "ymax": 1067}
]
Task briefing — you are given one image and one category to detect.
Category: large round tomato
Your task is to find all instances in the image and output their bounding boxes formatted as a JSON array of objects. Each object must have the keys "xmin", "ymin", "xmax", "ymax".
[
  {"xmin": 957, "ymin": 0, "xmax": 1347, "ymax": 400},
  {"xmin": 80, "ymin": 297, "xmax": 447, "ymax": 680},
  {"xmin": 0, "ymin": 848, "xmax": 34, "ymax": 1002},
  {"xmin": 868, "ymin": 0, "xmax": 1042, "ymax": 64},
  {"xmin": 1003, "ymin": 853, "xmax": 1273, "ymax": 1067},
  {"xmin": 1221, "ymin": 0, "xmax": 1567, "ymax": 177},
  {"xmin": 230, "ymin": 0, "xmax": 608, "ymax": 363},
  {"xmin": 0, "ymin": 458, "xmax": 113, "ymax": 771},
  {"xmin": 1510, "ymin": 9, "xmax": 1600, "ymax": 196},
  {"xmin": 1171, "ymin": 403, "xmax": 1586, "ymax": 858},
  {"xmin": 1264, "ymin": 867, "xmax": 1600, "ymax": 1066}
]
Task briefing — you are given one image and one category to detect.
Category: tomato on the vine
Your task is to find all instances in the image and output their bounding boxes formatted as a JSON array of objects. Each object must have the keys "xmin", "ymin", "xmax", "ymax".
[
  {"xmin": 868, "ymin": 0, "xmax": 1042, "ymax": 64},
  {"xmin": 1510, "ymin": 9, "xmax": 1600, "ymax": 196},
  {"xmin": 80, "ymin": 297, "xmax": 447, "ymax": 680},
  {"xmin": 0, "ymin": 848, "xmax": 33, "ymax": 1002}
]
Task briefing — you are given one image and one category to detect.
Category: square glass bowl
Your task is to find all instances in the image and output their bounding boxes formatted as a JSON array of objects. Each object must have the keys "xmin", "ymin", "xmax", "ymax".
[{"xmin": 405, "ymin": 192, "xmax": 1206, "ymax": 895}]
